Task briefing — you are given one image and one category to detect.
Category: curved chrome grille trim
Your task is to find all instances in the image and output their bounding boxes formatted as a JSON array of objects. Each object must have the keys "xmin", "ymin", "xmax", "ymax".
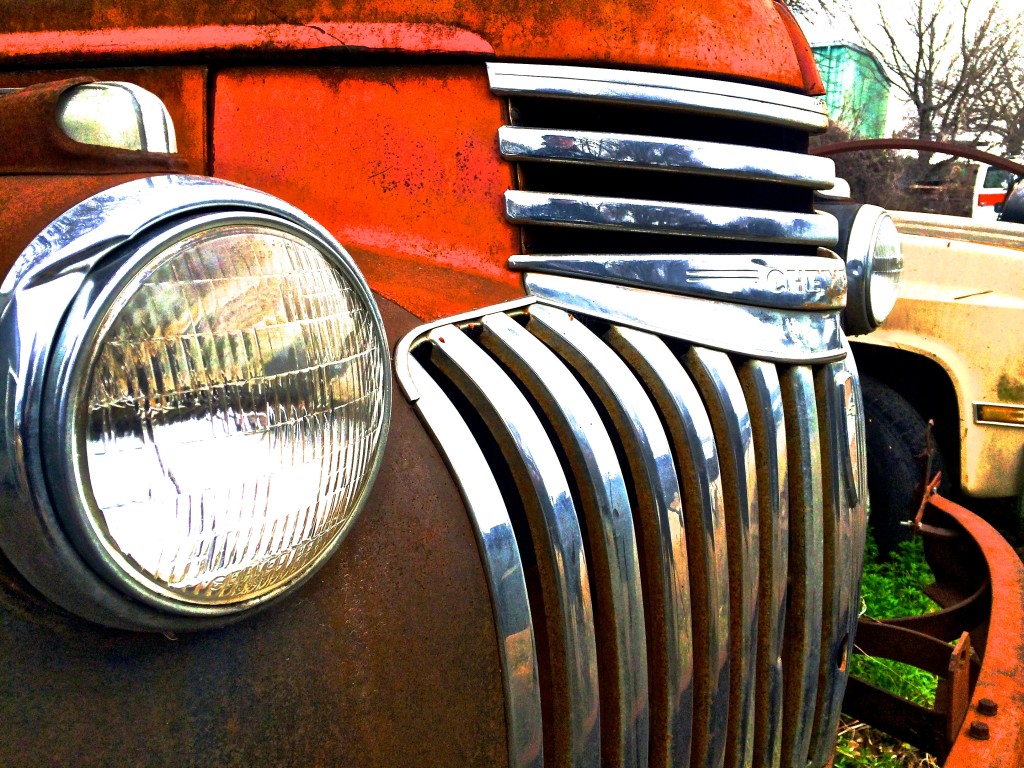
[
  {"xmin": 606, "ymin": 326, "xmax": 730, "ymax": 768},
  {"xmin": 423, "ymin": 325, "xmax": 601, "ymax": 768},
  {"xmin": 478, "ymin": 312, "xmax": 650, "ymax": 768},
  {"xmin": 527, "ymin": 304, "xmax": 694, "ymax": 768},
  {"xmin": 684, "ymin": 348, "xmax": 760, "ymax": 768},
  {"xmin": 738, "ymin": 362, "xmax": 789, "ymax": 768},
  {"xmin": 397, "ymin": 298, "xmax": 866, "ymax": 768},
  {"xmin": 487, "ymin": 63, "xmax": 830, "ymax": 131},
  {"xmin": 498, "ymin": 127, "xmax": 836, "ymax": 188},
  {"xmin": 505, "ymin": 190, "xmax": 838, "ymax": 247},
  {"xmin": 406, "ymin": 358, "xmax": 543, "ymax": 768}
]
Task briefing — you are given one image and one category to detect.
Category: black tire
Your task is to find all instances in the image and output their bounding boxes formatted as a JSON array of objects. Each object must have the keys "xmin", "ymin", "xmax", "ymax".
[{"xmin": 862, "ymin": 376, "xmax": 948, "ymax": 555}]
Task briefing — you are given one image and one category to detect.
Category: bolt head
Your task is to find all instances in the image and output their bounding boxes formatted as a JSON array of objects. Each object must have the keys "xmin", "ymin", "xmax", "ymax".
[
  {"xmin": 968, "ymin": 721, "xmax": 991, "ymax": 740},
  {"xmin": 977, "ymin": 698, "xmax": 999, "ymax": 716}
]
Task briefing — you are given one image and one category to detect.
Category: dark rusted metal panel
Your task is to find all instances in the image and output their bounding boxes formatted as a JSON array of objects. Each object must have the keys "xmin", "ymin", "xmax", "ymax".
[
  {"xmin": 0, "ymin": 67, "xmax": 208, "ymax": 175},
  {"xmin": 0, "ymin": 295, "xmax": 510, "ymax": 768},
  {"xmin": 0, "ymin": 1, "xmax": 809, "ymax": 91}
]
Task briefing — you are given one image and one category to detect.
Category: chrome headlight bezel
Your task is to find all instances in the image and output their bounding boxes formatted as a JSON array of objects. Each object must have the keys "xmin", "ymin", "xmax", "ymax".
[
  {"xmin": 821, "ymin": 202, "xmax": 904, "ymax": 335},
  {"xmin": 0, "ymin": 175, "xmax": 391, "ymax": 630}
]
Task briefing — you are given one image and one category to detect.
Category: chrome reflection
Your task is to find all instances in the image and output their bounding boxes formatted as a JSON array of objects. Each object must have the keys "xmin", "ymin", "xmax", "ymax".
[
  {"xmin": 407, "ymin": 358, "xmax": 543, "ymax": 768},
  {"xmin": 505, "ymin": 191, "xmax": 839, "ymax": 247},
  {"xmin": 526, "ymin": 304, "xmax": 694, "ymax": 768},
  {"xmin": 508, "ymin": 253, "xmax": 847, "ymax": 311},
  {"xmin": 58, "ymin": 81, "xmax": 176, "ymax": 153},
  {"xmin": 606, "ymin": 326, "xmax": 730, "ymax": 768},
  {"xmin": 498, "ymin": 127, "xmax": 835, "ymax": 188},
  {"xmin": 423, "ymin": 325, "xmax": 601, "ymax": 768},
  {"xmin": 478, "ymin": 311, "xmax": 649, "ymax": 768},
  {"xmin": 684, "ymin": 347, "xmax": 759, "ymax": 768},
  {"xmin": 487, "ymin": 62, "xmax": 830, "ymax": 131},
  {"xmin": 524, "ymin": 273, "xmax": 845, "ymax": 364}
]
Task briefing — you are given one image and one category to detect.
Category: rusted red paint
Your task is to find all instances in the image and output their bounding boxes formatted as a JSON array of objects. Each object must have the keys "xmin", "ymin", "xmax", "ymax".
[
  {"xmin": 0, "ymin": 0, "xmax": 808, "ymax": 91},
  {"xmin": 771, "ymin": 1, "xmax": 826, "ymax": 96},
  {"xmin": 0, "ymin": 23, "xmax": 493, "ymax": 64},
  {"xmin": 0, "ymin": 67, "xmax": 208, "ymax": 175},
  {"xmin": 212, "ymin": 66, "xmax": 524, "ymax": 321},
  {"xmin": 931, "ymin": 493, "xmax": 1024, "ymax": 768}
]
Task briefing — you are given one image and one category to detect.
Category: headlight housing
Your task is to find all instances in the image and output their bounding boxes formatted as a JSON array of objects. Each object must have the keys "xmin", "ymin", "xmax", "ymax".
[
  {"xmin": 0, "ymin": 176, "xmax": 391, "ymax": 629},
  {"xmin": 819, "ymin": 202, "xmax": 904, "ymax": 335}
]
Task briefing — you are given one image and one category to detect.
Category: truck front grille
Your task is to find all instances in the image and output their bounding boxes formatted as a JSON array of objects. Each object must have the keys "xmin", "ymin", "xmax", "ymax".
[
  {"xmin": 398, "ymin": 298, "xmax": 866, "ymax": 768},
  {"xmin": 488, "ymin": 63, "xmax": 838, "ymax": 272}
]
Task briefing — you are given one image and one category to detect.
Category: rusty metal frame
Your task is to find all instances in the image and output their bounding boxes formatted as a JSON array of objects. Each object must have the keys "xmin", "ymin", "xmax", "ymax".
[{"xmin": 842, "ymin": 480, "xmax": 1024, "ymax": 764}]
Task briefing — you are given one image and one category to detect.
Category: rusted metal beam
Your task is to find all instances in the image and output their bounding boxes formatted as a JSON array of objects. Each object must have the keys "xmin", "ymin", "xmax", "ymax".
[{"xmin": 812, "ymin": 139, "xmax": 1024, "ymax": 179}]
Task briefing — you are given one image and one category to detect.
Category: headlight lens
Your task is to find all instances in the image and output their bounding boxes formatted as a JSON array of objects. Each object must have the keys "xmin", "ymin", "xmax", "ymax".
[
  {"xmin": 55, "ymin": 218, "xmax": 389, "ymax": 609},
  {"xmin": 866, "ymin": 213, "xmax": 902, "ymax": 326}
]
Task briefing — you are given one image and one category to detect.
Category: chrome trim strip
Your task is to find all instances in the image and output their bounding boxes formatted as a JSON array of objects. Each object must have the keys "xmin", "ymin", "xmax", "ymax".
[
  {"xmin": 974, "ymin": 401, "xmax": 1024, "ymax": 427},
  {"xmin": 508, "ymin": 253, "xmax": 847, "ymax": 311},
  {"xmin": 526, "ymin": 304, "xmax": 694, "ymax": 768},
  {"xmin": 606, "ymin": 326, "xmax": 730, "ymax": 768},
  {"xmin": 778, "ymin": 367, "xmax": 825, "ymax": 768},
  {"xmin": 58, "ymin": 81, "xmax": 177, "ymax": 153},
  {"xmin": 807, "ymin": 360, "xmax": 862, "ymax": 767},
  {"xmin": 487, "ymin": 62, "xmax": 829, "ymax": 131},
  {"xmin": 738, "ymin": 361, "xmax": 789, "ymax": 768},
  {"xmin": 505, "ymin": 190, "xmax": 839, "ymax": 247},
  {"xmin": 684, "ymin": 347, "xmax": 759, "ymax": 768},
  {"xmin": 498, "ymin": 126, "xmax": 836, "ymax": 189},
  {"xmin": 524, "ymin": 274, "xmax": 846, "ymax": 364},
  {"xmin": 478, "ymin": 312, "xmax": 649, "ymax": 768},
  {"xmin": 423, "ymin": 324, "xmax": 601, "ymax": 768},
  {"xmin": 407, "ymin": 358, "xmax": 543, "ymax": 768}
]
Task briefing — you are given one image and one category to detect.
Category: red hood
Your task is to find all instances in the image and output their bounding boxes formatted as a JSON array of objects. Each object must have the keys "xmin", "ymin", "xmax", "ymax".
[{"xmin": 0, "ymin": 0, "xmax": 810, "ymax": 91}]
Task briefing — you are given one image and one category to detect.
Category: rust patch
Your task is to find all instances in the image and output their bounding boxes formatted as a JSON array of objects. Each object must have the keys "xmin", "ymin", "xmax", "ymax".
[{"xmin": 996, "ymin": 374, "xmax": 1024, "ymax": 403}]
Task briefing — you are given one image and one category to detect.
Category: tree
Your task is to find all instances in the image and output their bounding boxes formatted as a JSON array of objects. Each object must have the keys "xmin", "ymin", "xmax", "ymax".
[
  {"xmin": 848, "ymin": 0, "xmax": 1020, "ymax": 150},
  {"xmin": 968, "ymin": 42, "xmax": 1024, "ymax": 156}
]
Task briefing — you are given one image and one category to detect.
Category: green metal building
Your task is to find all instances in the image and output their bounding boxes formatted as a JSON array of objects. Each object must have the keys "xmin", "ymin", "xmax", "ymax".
[{"xmin": 812, "ymin": 42, "xmax": 890, "ymax": 138}]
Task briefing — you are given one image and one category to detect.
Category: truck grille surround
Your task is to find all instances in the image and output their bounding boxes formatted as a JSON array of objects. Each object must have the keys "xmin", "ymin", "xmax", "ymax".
[{"xmin": 396, "ymin": 64, "xmax": 867, "ymax": 768}]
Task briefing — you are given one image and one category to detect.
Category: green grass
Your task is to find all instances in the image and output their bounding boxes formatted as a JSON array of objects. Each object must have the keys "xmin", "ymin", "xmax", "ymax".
[{"xmin": 833, "ymin": 535, "xmax": 940, "ymax": 768}]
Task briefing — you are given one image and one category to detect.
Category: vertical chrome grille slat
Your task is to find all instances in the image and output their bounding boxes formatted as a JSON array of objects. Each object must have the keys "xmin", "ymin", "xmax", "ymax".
[
  {"xmin": 738, "ymin": 361, "xmax": 789, "ymax": 768},
  {"xmin": 778, "ymin": 367, "xmax": 825, "ymax": 767},
  {"xmin": 807, "ymin": 363, "xmax": 864, "ymax": 767},
  {"xmin": 423, "ymin": 325, "xmax": 601, "ymax": 768},
  {"xmin": 478, "ymin": 312, "xmax": 650, "ymax": 768},
  {"xmin": 406, "ymin": 358, "xmax": 543, "ymax": 768},
  {"xmin": 606, "ymin": 327, "xmax": 731, "ymax": 768},
  {"xmin": 683, "ymin": 348, "xmax": 760, "ymax": 768},
  {"xmin": 526, "ymin": 304, "xmax": 694, "ymax": 768}
]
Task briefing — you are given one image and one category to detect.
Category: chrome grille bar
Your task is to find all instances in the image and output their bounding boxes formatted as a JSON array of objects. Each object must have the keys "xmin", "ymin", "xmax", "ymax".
[
  {"xmin": 424, "ymin": 325, "xmax": 601, "ymax": 768},
  {"xmin": 606, "ymin": 327, "xmax": 731, "ymax": 768},
  {"xmin": 807, "ymin": 362, "xmax": 865, "ymax": 767},
  {"xmin": 487, "ymin": 63, "xmax": 830, "ymax": 131},
  {"xmin": 739, "ymin": 362, "xmax": 789, "ymax": 768},
  {"xmin": 505, "ymin": 190, "xmax": 838, "ymax": 247},
  {"xmin": 778, "ymin": 367, "xmax": 825, "ymax": 767},
  {"xmin": 684, "ymin": 348, "xmax": 760, "ymax": 768},
  {"xmin": 399, "ymin": 297, "xmax": 865, "ymax": 768},
  {"xmin": 498, "ymin": 127, "xmax": 836, "ymax": 188},
  {"xmin": 478, "ymin": 311, "xmax": 650, "ymax": 768},
  {"xmin": 527, "ymin": 304, "xmax": 694, "ymax": 768},
  {"xmin": 406, "ymin": 358, "xmax": 543, "ymax": 768}
]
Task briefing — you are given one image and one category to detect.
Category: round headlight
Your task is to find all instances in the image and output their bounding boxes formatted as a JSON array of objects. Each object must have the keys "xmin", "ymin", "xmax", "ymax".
[
  {"xmin": 0, "ymin": 177, "xmax": 390, "ymax": 629},
  {"xmin": 822, "ymin": 203, "xmax": 904, "ymax": 335}
]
